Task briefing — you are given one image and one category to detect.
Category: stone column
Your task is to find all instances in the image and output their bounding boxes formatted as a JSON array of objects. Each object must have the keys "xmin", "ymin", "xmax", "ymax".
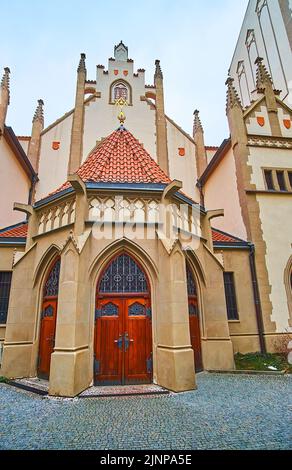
[
  {"xmin": 68, "ymin": 54, "xmax": 87, "ymax": 176},
  {"xmin": 154, "ymin": 60, "xmax": 169, "ymax": 175},
  {"xmin": 0, "ymin": 68, "xmax": 10, "ymax": 138},
  {"xmin": 155, "ymin": 243, "xmax": 196, "ymax": 392},
  {"xmin": 27, "ymin": 100, "xmax": 44, "ymax": 173},
  {"xmin": 193, "ymin": 110, "xmax": 208, "ymax": 178}
]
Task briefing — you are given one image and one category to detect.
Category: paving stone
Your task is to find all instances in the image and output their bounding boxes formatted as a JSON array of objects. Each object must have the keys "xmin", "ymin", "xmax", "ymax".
[{"xmin": 0, "ymin": 373, "xmax": 291, "ymax": 450}]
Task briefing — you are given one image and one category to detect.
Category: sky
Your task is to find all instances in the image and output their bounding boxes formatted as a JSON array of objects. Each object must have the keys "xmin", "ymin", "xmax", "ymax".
[{"xmin": 1, "ymin": 0, "xmax": 248, "ymax": 145}]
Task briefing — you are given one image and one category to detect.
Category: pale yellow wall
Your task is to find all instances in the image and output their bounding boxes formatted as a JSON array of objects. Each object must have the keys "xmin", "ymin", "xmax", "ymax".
[
  {"xmin": 216, "ymin": 248, "xmax": 261, "ymax": 353},
  {"xmin": 255, "ymin": 194, "xmax": 292, "ymax": 332},
  {"xmin": 166, "ymin": 121, "xmax": 199, "ymax": 201},
  {"xmin": 248, "ymin": 145, "xmax": 292, "ymax": 332},
  {"xmin": 206, "ymin": 148, "xmax": 218, "ymax": 164},
  {"xmin": 36, "ymin": 114, "xmax": 73, "ymax": 200},
  {"xmin": 248, "ymin": 145, "xmax": 292, "ymax": 189},
  {"xmin": 18, "ymin": 138, "xmax": 29, "ymax": 154},
  {"xmin": 204, "ymin": 147, "xmax": 247, "ymax": 240},
  {"xmin": 0, "ymin": 137, "xmax": 30, "ymax": 229}
]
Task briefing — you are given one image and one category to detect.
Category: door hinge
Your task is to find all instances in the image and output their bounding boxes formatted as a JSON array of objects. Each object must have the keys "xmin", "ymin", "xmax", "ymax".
[
  {"xmin": 37, "ymin": 355, "xmax": 41, "ymax": 368},
  {"xmin": 146, "ymin": 355, "xmax": 153, "ymax": 374},
  {"xmin": 146, "ymin": 307, "xmax": 152, "ymax": 319},
  {"xmin": 94, "ymin": 358, "xmax": 100, "ymax": 374}
]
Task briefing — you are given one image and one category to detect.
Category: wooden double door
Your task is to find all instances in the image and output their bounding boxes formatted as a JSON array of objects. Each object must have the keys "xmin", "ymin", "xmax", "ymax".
[{"xmin": 94, "ymin": 296, "xmax": 152, "ymax": 385}]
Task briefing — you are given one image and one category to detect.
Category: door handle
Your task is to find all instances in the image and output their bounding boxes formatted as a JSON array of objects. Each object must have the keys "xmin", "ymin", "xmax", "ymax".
[
  {"xmin": 124, "ymin": 333, "xmax": 134, "ymax": 352},
  {"xmin": 114, "ymin": 335, "xmax": 123, "ymax": 350}
]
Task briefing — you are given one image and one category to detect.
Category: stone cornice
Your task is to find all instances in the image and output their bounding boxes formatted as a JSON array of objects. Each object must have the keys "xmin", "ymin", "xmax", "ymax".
[{"xmin": 247, "ymin": 135, "xmax": 292, "ymax": 149}]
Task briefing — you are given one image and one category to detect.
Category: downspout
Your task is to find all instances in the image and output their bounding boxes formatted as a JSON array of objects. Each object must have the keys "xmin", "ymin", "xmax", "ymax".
[{"xmin": 249, "ymin": 243, "xmax": 266, "ymax": 354}]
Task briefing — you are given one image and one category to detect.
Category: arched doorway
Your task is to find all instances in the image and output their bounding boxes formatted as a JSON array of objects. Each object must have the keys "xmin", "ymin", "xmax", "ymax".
[
  {"xmin": 37, "ymin": 257, "xmax": 61, "ymax": 379},
  {"xmin": 187, "ymin": 263, "xmax": 203, "ymax": 372},
  {"xmin": 94, "ymin": 252, "xmax": 152, "ymax": 385}
]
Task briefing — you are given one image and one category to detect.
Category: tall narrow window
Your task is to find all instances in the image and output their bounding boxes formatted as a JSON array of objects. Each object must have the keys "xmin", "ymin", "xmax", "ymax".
[
  {"xmin": 223, "ymin": 272, "xmax": 239, "ymax": 321},
  {"xmin": 288, "ymin": 172, "xmax": 292, "ymax": 190},
  {"xmin": 0, "ymin": 272, "xmax": 12, "ymax": 324},
  {"xmin": 264, "ymin": 170, "xmax": 274, "ymax": 190},
  {"xmin": 276, "ymin": 171, "xmax": 287, "ymax": 191}
]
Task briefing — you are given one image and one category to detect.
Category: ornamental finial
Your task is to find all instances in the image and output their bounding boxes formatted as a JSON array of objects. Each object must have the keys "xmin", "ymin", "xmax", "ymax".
[{"xmin": 115, "ymin": 97, "xmax": 128, "ymax": 127}]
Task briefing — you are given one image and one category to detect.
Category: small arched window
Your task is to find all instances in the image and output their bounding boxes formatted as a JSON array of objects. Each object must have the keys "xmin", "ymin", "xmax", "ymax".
[
  {"xmin": 114, "ymin": 83, "xmax": 128, "ymax": 101},
  {"xmin": 110, "ymin": 80, "xmax": 131, "ymax": 104}
]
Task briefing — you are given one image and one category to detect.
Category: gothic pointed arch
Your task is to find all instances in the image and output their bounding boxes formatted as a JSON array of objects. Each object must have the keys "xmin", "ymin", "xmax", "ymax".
[
  {"xmin": 97, "ymin": 252, "xmax": 150, "ymax": 295},
  {"xmin": 109, "ymin": 79, "xmax": 133, "ymax": 105},
  {"xmin": 94, "ymin": 248, "xmax": 152, "ymax": 386},
  {"xmin": 89, "ymin": 238, "xmax": 158, "ymax": 288},
  {"xmin": 37, "ymin": 255, "xmax": 61, "ymax": 379},
  {"xmin": 186, "ymin": 258, "xmax": 203, "ymax": 372},
  {"xmin": 33, "ymin": 244, "xmax": 61, "ymax": 288}
]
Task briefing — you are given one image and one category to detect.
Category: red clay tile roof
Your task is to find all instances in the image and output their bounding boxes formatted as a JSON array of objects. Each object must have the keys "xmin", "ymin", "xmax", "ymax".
[
  {"xmin": 0, "ymin": 222, "xmax": 28, "ymax": 238},
  {"xmin": 48, "ymin": 127, "xmax": 171, "ymax": 197},
  {"xmin": 212, "ymin": 228, "xmax": 247, "ymax": 244}
]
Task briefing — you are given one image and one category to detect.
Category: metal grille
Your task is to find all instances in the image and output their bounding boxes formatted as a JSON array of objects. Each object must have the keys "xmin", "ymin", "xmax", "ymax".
[
  {"xmin": 44, "ymin": 259, "xmax": 61, "ymax": 298},
  {"xmin": 186, "ymin": 264, "xmax": 197, "ymax": 297},
  {"xmin": 114, "ymin": 84, "xmax": 128, "ymax": 101},
  {"xmin": 0, "ymin": 272, "xmax": 12, "ymax": 324},
  {"xmin": 223, "ymin": 272, "xmax": 239, "ymax": 320},
  {"xmin": 99, "ymin": 254, "xmax": 148, "ymax": 294}
]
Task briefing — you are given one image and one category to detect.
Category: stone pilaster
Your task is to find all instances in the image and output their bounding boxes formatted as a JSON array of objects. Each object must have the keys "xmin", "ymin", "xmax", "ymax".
[
  {"xmin": 154, "ymin": 60, "xmax": 169, "ymax": 175},
  {"xmin": 226, "ymin": 77, "xmax": 275, "ymax": 337},
  {"xmin": 193, "ymin": 110, "xmax": 207, "ymax": 178},
  {"xmin": 28, "ymin": 99, "xmax": 44, "ymax": 173},
  {"xmin": 49, "ymin": 240, "xmax": 91, "ymax": 397},
  {"xmin": 68, "ymin": 53, "xmax": 87, "ymax": 176},
  {"xmin": 0, "ymin": 67, "xmax": 10, "ymax": 137},
  {"xmin": 155, "ymin": 243, "xmax": 196, "ymax": 392}
]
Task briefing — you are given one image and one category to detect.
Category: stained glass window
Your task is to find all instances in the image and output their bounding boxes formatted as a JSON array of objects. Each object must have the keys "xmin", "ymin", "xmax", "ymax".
[
  {"xmin": 186, "ymin": 264, "xmax": 197, "ymax": 297},
  {"xmin": 44, "ymin": 259, "xmax": 61, "ymax": 298},
  {"xmin": 99, "ymin": 254, "xmax": 148, "ymax": 294}
]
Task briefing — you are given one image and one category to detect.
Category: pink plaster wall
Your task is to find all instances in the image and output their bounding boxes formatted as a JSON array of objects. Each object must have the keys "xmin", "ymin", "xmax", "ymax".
[{"xmin": 0, "ymin": 137, "xmax": 30, "ymax": 229}]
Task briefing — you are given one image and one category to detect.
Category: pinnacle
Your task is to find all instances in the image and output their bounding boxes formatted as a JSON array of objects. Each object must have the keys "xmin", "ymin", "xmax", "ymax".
[
  {"xmin": 225, "ymin": 77, "xmax": 242, "ymax": 112},
  {"xmin": 193, "ymin": 110, "xmax": 204, "ymax": 134},
  {"xmin": 33, "ymin": 99, "xmax": 44, "ymax": 125},
  {"xmin": 77, "ymin": 53, "xmax": 87, "ymax": 73},
  {"xmin": 154, "ymin": 60, "xmax": 163, "ymax": 80}
]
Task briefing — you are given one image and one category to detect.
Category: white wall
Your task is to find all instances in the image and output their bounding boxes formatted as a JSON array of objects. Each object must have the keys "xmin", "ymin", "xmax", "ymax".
[
  {"xmin": 35, "ymin": 53, "xmax": 201, "ymax": 203},
  {"xmin": 230, "ymin": 0, "xmax": 292, "ymax": 108}
]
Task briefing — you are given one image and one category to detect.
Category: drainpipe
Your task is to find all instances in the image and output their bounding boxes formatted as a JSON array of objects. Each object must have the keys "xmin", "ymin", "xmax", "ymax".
[{"xmin": 249, "ymin": 243, "xmax": 266, "ymax": 354}]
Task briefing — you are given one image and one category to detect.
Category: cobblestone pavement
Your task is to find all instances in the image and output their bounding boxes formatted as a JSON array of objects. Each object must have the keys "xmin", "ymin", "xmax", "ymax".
[{"xmin": 0, "ymin": 373, "xmax": 291, "ymax": 450}]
